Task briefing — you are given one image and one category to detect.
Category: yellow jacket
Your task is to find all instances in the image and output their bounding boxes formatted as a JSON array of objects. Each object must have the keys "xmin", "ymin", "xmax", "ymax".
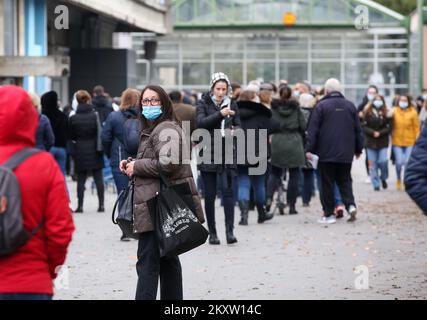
[{"xmin": 392, "ymin": 107, "xmax": 420, "ymax": 146}]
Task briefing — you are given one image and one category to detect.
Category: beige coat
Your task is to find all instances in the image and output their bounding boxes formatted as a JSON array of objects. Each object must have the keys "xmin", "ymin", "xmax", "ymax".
[{"xmin": 132, "ymin": 120, "xmax": 204, "ymax": 233}]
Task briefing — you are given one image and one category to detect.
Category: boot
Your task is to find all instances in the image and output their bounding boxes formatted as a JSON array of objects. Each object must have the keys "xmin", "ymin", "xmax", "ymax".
[
  {"xmin": 238, "ymin": 200, "xmax": 249, "ymax": 226},
  {"xmin": 265, "ymin": 198, "xmax": 272, "ymax": 213},
  {"xmin": 208, "ymin": 226, "xmax": 220, "ymax": 245},
  {"xmin": 257, "ymin": 204, "xmax": 274, "ymax": 223},
  {"xmin": 225, "ymin": 224, "xmax": 237, "ymax": 244},
  {"xmin": 98, "ymin": 195, "xmax": 105, "ymax": 212},
  {"xmin": 74, "ymin": 198, "xmax": 83, "ymax": 213},
  {"xmin": 289, "ymin": 203, "xmax": 298, "ymax": 215}
]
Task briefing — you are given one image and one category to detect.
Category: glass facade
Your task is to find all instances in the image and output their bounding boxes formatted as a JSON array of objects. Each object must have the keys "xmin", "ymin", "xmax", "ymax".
[{"xmin": 133, "ymin": 0, "xmax": 409, "ymax": 103}]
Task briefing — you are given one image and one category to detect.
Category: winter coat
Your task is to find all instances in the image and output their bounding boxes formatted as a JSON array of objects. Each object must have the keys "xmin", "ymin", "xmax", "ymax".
[
  {"xmin": 196, "ymin": 93, "xmax": 241, "ymax": 173},
  {"xmin": 35, "ymin": 114, "xmax": 55, "ymax": 151},
  {"xmin": 101, "ymin": 108, "xmax": 139, "ymax": 169},
  {"xmin": 92, "ymin": 95, "xmax": 114, "ymax": 126},
  {"xmin": 41, "ymin": 91, "xmax": 68, "ymax": 148},
  {"xmin": 306, "ymin": 92, "xmax": 364, "ymax": 163},
  {"xmin": 236, "ymin": 100, "xmax": 273, "ymax": 168},
  {"xmin": 132, "ymin": 121, "xmax": 205, "ymax": 233},
  {"xmin": 69, "ymin": 104, "xmax": 104, "ymax": 172},
  {"xmin": 405, "ymin": 124, "xmax": 427, "ymax": 216},
  {"xmin": 391, "ymin": 107, "xmax": 420, "ymax": 147},
  {"xmin": 0, "ymin": 85, "xmax": 74, "ymax": 295},
  {"xmin": 270, "ymin": 99, "xmax": 306, "ymax": 169},
  {"xmin": 361, "ymin": 110, "xmax": 391, "ymax": 150},
  {"xmin": 173, "ymin": 102, "xmax": 197, "ymax": 137}
]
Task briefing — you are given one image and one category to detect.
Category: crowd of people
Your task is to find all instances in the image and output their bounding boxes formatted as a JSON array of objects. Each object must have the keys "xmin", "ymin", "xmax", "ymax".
[{"xmin": 1, "ymin": 72, "xmax": 427, "ymax": 300}]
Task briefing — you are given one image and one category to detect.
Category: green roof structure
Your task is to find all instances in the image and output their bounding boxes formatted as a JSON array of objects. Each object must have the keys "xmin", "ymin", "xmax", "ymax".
[{"xmin": 172, "ymin": 0, "xmax": 405, "ymax": 29}]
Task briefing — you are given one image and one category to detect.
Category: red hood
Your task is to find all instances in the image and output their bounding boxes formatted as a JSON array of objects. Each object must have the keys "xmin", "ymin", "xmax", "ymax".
[{"xmin": 0, "ymin": 85, "xmax": 37, "ymax": 147}]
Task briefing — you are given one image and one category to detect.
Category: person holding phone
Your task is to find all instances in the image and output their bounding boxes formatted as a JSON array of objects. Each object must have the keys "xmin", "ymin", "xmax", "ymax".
[{"xmin": 196, "ymin": 72, "xmax": 241, "ymax": 245}]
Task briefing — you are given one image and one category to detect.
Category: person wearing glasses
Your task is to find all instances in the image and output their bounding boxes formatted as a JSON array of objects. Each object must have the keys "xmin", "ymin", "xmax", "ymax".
[{"xmin": 120, "ymin": 85, "xmax": 204, "ymax": 300}]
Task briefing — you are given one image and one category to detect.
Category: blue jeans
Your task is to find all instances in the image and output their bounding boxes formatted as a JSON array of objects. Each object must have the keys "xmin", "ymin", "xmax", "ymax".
[
  {"xmin": 392, "ymin": 146, "xmax": 413, "ymax": 181},
  {"xmin": 50, "ymin": 147, "xmax": 67, "ymax": 176},
  {"xmin": 237, "ymin": 167, "xmax": 266, "ymax": 205},
  {"xmin": 50, "ymin": 146, "xmax": 69, "ymax": 198},
  {"xmin": 0, "ymin": 293, "xmax": 52, "ymax": 300},
  {"xmin": 112, "ymin": 167, "xmax": 130, "ymax": 207},
  {"xmin": 367, "ymin": 148, "xmax": 389, "ymax": 189}
]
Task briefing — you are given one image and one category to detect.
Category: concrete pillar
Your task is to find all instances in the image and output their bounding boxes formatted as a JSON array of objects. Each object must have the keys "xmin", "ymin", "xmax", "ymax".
[{"xmin": 0, "ymin": 0, "xmax": 4, "ymax": 56}]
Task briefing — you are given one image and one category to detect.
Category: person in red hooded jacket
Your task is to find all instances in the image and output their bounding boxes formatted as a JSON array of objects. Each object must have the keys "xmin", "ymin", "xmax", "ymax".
[{"xmin": 0, "ymin": 85, "xmax": 74, "ymax": 300}]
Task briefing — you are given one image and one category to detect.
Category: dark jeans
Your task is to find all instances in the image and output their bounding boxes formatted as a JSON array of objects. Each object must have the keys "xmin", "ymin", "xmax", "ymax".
[
  {"xmin": 77, "ymin": 169, "xmax": 104, "ymax": 205},
  {"xmin": 302, "ymin": 168, "xmax": 315, "ymax": 205},
  {"xmin": 0, "ymin": 293, "xmax": 52, "ymax": 300},
  {"xmin": 135, "ymin": 231, "xmax": 183, "ymax": 300},
  {"xmin": 318, "ymin": 162, "xmax": 356, "ymax": 217},
  {"xmin": 201, "ymin": 170, "xmax": 235, "ymax": 230},
  {"xmin": 267, "ymin": 166, "xmax": 300, "ymax": 205}
]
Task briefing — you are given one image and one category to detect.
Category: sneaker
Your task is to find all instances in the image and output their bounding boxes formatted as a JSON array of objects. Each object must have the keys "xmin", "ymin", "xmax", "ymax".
[
  {"xmin": 334, "ymin": 205, "xmax": 345, "ymax": 219},
  {"xmin": 396, "ymin": 180, "xmax": 402, "ymax": 190},
  {"xmin": 381, "ymin": 180, "xmax": 388, "ymax": 189},
  {"xmin": 318, "ymin": 216, "xmax": 337, "ymax": 224},
  {"xmin": 347, "ymin": 205, "xmax": 357, "ymax": 222}
]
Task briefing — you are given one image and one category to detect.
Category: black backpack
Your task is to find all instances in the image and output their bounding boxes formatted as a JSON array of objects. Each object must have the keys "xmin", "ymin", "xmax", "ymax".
[{"xmin": 0, "ymin": 148, "xmax": 44, "ymax": 257}]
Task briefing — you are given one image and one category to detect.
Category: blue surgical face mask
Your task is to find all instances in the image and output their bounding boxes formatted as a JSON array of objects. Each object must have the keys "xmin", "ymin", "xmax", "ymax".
[
  {"xmin": 373, "ymin": 100, "xmax": 383, "ymax": 109},
  {"xmin": 142, "ymin": 106, "xmax": 163, "ymax": 121},
  {"xmin": 367, "ymin": 94, "xmax": 375, "ymax": 101},
  {"xmin": 293, "ymin": 91, "xmax": 301, "ymax": 98},
  {"xmin": 399, "ymin": 102, "xmax": 409, "ymax": 109}
]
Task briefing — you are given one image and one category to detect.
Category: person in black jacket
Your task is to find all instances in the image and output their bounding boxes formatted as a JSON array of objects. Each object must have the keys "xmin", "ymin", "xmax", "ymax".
[
  {"xmin": 69, "ymin": 90, "xmax": 105, "ymax": 213},
  {"xmin": 102, "ymin": 88, "xmax": 140, "ymax": 241},
  {"xmin": 306, "ymin": 78, "xmax": 364, "ymax": 224},
  {"xmin": 236, "ymin": 90, "xmax": 274, "ymax": 226},
  {"xmin": 405, "ymin": 124, "xmax": 427, "ymax": 216},
  {"xmin": 357, "ymin": 85, "xmax": 379, "ymax": 181},
  {"xmin": 41, "ymin": 90, "xmax": 69, "ymax": 176},
  {"xmin": 92, "ymin": 85, "xmax": 114, "ymax": 125},
  {"xmin": 196, "ymin": 72, "xmax": 240, "ymax": 245},
  {"xmin": 361, "ymin": 94, "xmax": 391, "ymax": 191}
]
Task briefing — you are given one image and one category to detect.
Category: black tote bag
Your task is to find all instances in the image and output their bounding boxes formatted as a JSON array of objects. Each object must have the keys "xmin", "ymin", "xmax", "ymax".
[
  {"xmin": 147, "ymin": 171, "xmax": 208, "ymax": 258},
  {"xmin": 112, "ymin": 180, "xmax": 139, "ymax": 239}
]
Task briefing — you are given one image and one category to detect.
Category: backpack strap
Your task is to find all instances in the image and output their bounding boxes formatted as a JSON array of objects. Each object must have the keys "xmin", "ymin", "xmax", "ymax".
[{"xmin": 2, "ymin": 148, "xmax": 41, "ymax": 171}]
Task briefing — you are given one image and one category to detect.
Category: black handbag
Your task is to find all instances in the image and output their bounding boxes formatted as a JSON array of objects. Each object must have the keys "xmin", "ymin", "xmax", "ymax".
[
  {"xmin": 112, "ymin": 179, "xmax": 139, "ymax": 239},
  {"xmin": 147, "ymin": 171, "xmax": 208, "ymax": 258}
]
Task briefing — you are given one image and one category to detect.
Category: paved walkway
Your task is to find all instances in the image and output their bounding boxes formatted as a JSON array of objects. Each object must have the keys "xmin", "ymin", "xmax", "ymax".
[{"xmin": 55, "ymin": 157, "xmax": 427, "ymax": 300}]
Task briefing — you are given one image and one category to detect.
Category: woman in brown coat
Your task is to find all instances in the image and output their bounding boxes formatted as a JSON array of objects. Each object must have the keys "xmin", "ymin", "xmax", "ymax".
[{"xmin": 120, "ymin": 85, "xmax": 204, "ymax": 300}]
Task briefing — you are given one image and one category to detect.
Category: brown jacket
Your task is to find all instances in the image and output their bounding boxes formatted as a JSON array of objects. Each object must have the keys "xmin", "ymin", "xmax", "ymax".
[{"xmin": 132, "ymin": 120, "xmax": 204, "ymax": 233}]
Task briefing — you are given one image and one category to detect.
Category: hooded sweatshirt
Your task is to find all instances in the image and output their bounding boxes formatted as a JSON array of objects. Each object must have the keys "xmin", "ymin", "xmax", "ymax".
[
  {"xmin": 41, "ymin": 91, "xmax": 69, "ymax": 148},
  {"xmin": 0, "ymin": 85, "xmax": 74, "ymax": 295}
]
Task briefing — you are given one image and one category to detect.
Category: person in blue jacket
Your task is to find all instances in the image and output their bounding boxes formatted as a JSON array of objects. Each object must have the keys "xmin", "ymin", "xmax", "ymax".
[
  {"xmin": 29, "ymin": 92, "xmax": 55, "ymax": 151},
  {"xmin": 404, "ymin": 124, "xmax": 427, "ymax": 216},
  {"xmin": 101, "ymin": 88, "xmax": 140, "ymax": 241}
]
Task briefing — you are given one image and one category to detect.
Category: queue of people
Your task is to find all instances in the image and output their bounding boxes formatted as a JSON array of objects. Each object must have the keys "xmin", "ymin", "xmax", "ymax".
[{"xmin": 2, "ymin": 73, "xmax": 427, "ymax": 301}]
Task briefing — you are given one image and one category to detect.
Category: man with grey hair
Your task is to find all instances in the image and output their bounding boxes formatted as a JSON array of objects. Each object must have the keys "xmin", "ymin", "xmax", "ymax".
[{"xmin": 306, "ymin": 78, "xmax": 364, "ymax": 224}]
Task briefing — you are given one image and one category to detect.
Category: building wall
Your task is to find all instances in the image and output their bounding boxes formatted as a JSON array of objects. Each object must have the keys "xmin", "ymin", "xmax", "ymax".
[
  {"xmin": 0, "ymin": 1, "xmax": 4, "ymax": 56},
  {"xmin": 135, "ymin": 28, "xmax": 409, "ymax": 104}
]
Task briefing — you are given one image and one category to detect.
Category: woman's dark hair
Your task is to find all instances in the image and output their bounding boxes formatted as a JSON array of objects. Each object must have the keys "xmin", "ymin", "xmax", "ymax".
[
  {"xmin": 139, "ymin": 85, "xmax": 177, "ymax": 128},
  {"xmin": 368, "ymin": 85, "xmax": 379, "ymax": 93},
  {"xmin": 279, "ymin": 85, "xmax": 292, "ymax": 101}
]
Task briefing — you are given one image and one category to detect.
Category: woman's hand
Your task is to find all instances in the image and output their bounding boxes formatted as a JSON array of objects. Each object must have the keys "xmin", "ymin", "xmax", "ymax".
[
  {"xmin": 125, "ymin": 161, "xmax": 135, "ymax": 178},
  {"xmin": 373, "ymin": 131, "xmax": 380, "ymax": 138},
  {"xmin": 221, "ymin": 107, "xmax": 235, "ymax": 117},
  {"xmin": 119, "ymin": 160, "xmax": 128, "ymax": 174}
]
